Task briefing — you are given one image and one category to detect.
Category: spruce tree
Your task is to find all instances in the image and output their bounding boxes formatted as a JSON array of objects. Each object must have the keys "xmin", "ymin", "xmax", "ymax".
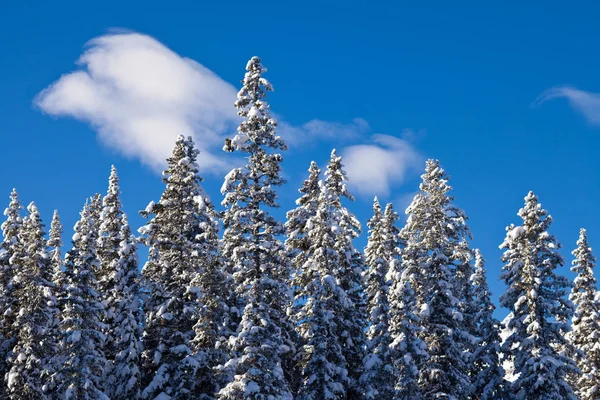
[
  {"xmin": 97, "ymin": 166, "xmax": 143, "ymax": 399},
  {"xmin": 58, "ymin": 201, "xmax": 108, "ymax": 400},
  {"xmin": 470, "ymin": 249, "xmax": 505, "ymax": 400},
  {"xmin": 6, "ymin": 202, "xmax": 58, "ymax": 399},
  {"xmin": 500, "ymin": 191, "xmax": 578, "ymax": 400},
  {"xmin": 324, "ymin": 150, "xmax": 366, "ymax": 399},
  {"xmin": 400, "ymin": 160, "xmax": 473, "ymax": 399},
  {"xmin": 218, "ymin": 56, "xmax": 293, "ymax": 399},
  {"xmin": 360, "ymin": 198, "xmax": 395, "ymax": 400},
  {"xmin": 0, "ymin": 189, "xmax": 23, "ymax": 397},
  {"xmin": 291, "ymin": 180, "xmax": 350, "ymax": 400},
  {"xmin": 139, "ymin": 135, "xmax": 224, "ymax": 398},
  {"xmin": 568, "ymin": 228, "xmax": 600, "ymax": 400},
  {"xmin": 285, "ymin": 161, "xmax": 321, "ymax": 279},
  {"xmin": 48, "ymin": 210, "xmax": 64, "ymax": 299},
  {"xmin": 187, "ymin": 195, "xmax": 232, "ymax": 399}
]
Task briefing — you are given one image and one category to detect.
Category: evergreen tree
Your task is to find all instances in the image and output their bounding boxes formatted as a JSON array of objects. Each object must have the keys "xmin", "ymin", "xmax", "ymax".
[
  {"xmin": 46, "ymin": 209, "xmax": 64, "ymax": 388},
  {"xmin": 48, "ymin": 210, "xmax": 64, "ymax": 299},
  {"xmin": 387, "ymin": 261, "xmax": 428, "ymax": 400},
  {"xmin": 568, "ymin": 228, "xmax": 600, "ymax": 400},
  {"xmin": 0, "ymin": 189, "xmax": 23, "ymax": 397},
  {"xmin": 58, "ymin": 201, "xmax": 108, "ymax": 400},
  {"xmin": 97, "ymin": 166, "xmax": 143, "ymax": 399},
  {"xmin": 187, "ymin": 195, "xmax": 232, "ymax": 399},
  {"xmin": 139, "ymin": 135, "xmax": 221, "ymax": 398},
  {"xmin": 400, "ymin": 160, "xmax": 473, "ymax": 399},
  {"xmin": 292, "ymin": 180, "xmax": 350, "ymax": 400},
  {"xmin": 360, "ymin": 198, "xmax": 395, "ymax": 400},
  {"xmin": 6, "ymin": 202, "xmax": 58, "ymax": 399},
  {"xmin": 285, "ymin": 161, "xmax": 321, "ymax": 275},
  {"xmin": 218, "ymin": 56, "xmax": 293, "ymax": 399},
  {"xmin": 324, "ymin": 150, "xmax": 366, "ymax": 399},
  {"xmin": 500, "ymin": 191, "xmax": 578, "ymax": 400},
  {"xmin": 470, "ymin": 249, "xmax": 505, "ymax": 400}
]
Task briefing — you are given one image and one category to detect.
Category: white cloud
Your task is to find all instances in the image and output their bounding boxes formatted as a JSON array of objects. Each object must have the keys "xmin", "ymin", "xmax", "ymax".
[
  {"xmin": 279, "ymin": 118, "xmax": 370, "ymax": 145},
  {"xmin": 341, "ymin": 134, "xmax": 423, "ymax": 198},
  {"xmin": 534, "ymin": 86, "xmax": 600, "ymax": 125},
  {"xmin": 35, "ymin": 32, "xmax": 240, "ymax": 173}
]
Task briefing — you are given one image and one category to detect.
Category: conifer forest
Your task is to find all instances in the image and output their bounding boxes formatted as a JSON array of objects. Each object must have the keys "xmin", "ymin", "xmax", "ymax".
[{"xmin": 2, "ymin": 56, "xmax": 598, "ymax": 400}]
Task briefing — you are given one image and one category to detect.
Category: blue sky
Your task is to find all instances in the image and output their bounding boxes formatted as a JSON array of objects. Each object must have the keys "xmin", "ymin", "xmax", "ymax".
[{"xmin": 1, "ymin": 0, "xmax": 599, "ymax": 316}]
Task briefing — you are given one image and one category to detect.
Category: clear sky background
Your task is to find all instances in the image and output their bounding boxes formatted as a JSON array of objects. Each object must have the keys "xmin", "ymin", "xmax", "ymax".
[{"xmin": 1, "ymin": 0, "xmax": 599, "ymax": 317}]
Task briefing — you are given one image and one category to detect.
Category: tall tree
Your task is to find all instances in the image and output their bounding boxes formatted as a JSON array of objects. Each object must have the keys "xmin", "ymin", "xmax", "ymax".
[
  {"xmin": 291, "ymin": 179, "xmax": 350, "ymax": 400},
  {"xmin": 0, "ymin": 189, "xmax": 23, "ymax": 397},
  {"xmin": 360, "ymin": 198, "xmax": 395, "ymax": 400},
  {"xmin": 139, "ymin": 135, "xmax": 220, "ymax": 399},
  {"xmin": 48, "ymin": 210, "xmax": 64, "ymax": 299},
  {"xmin": 568, "ymin": 228, "xmax": 600, "ymax": 400},
  {"xmin": 6, "ymin": 202, "xmax": 58, "ymax": 399},
  {"xmin": 97, "ymin": 166, "xmax": 143, "ymax": 399},
  {"xmin": 500, "ymin": 191, "xmax": 578, "ymax": 400},
  {"xmin": 58, "ymin": 201, "xmax": 108, "ymax": 400},
  {"xmin": 400, "ymin": 160, "xmax": 473, "ymax": 399},
  {"xmin": 470, "ymin": 249, "xmax": 505, "ymax": 400},
  {"xmin": 324, "ymin": 150, "xmax": 366, "ymax": 399},
  {"xmin": 186, "ymin": 195, "xmax": 232, "ymax": 399},
  {"xmin": 218, "ymin": 56, "xmax": 293, "ymax": 399}
]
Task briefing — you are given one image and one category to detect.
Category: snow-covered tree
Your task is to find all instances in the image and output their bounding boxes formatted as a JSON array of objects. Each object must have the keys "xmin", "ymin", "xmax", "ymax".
[
  {"xmin": 360, "ymin": 198, "xmax": 396, "ymax": 400},
  {"xmin": 387, "ymin": 262, "xmax": 427, "ymax": 400},
  {"xmin": 0, "ymin": 189, "xmax": 23, "ymax": 397},
  {"xmin": 139, "ymin": 135, "xmax": 225, "ymax": 398},
  {"xmin": 291, "ymin": 180, "xmax": 350, "ymax": 400},
  {"xmin": 186, "ymin": 195, "xmax": 232, "ymax": 399},
  {"xmin": 218, "ymin": 56, "xmax": 293, "ymax": 399},
  {"xmin": 97, "ymin": 166, "xmax": 143, "ymax": 399},
  {"xmin": 400, "ymin": 159, "xmax": 473, "ymax": 399},
  {"xmin": 470, "ymin": 249, "xmax": 505, "ymax": 400},
  {"xmin": 500, "ymin": 191, "xmax": 578, "ymax": 400},
  {"xmin": 58, "ymin": 200, "xmax": 108, "ymax": 400},
  {"xmin": 567, "ymin": 228, "xmax": 600, "ymax": 400},
  {"xmin": 6, "ymin": 202, "xmax": 58, "ymax": 399},
  {"xmin": 324, "ymin": 150, "xmax": 366, "ymax": 399},
  {"xmin": 48, "ymin": 210, "xmax": 64, "ymax": 297},
  {"xmin": 286, "ymin": 161, "xmax": 321, "ymax": 273}
]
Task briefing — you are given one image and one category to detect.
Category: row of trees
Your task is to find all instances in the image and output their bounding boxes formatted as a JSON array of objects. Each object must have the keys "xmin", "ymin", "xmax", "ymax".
[{"xmin": 0, "ymin": 56, "xmax": 598, "ymax": 400}]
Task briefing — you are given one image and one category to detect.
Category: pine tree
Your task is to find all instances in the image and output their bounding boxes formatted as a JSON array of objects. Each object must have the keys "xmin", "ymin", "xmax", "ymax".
[
  {"xmin": 360, "ymin": 198, "xmax": 395, "ymax": 400},
  {"xmin": 46, "ymin": 210, "xmax": 64, "ymax": 388},
  {"xmin": 139, "ymin": 135, "xmax": 222, "ymax": 398},
  {"xmin": 324, "ymin": 150, "xmax": 366, "ymax": 399},
  {"xmin": 48, "ymin": 210, "xmax": 64, "ymax": 299},
  {"xmin": 286, "ymin": 161, "xmax": 321, "ymax": 275},
  {"xmin": 97, "ymin": 166, "xmax": 143, "ymax": 399},
  {"xmin": 400, "ymin": 160, "xmax": 473, "ymax": 399},
  {"xmin": 500, "ymin": 191, "xmax": 578, "ymax": 400},
  {"xmin": 387, "ymin": 261, "xmax": 428, "ymax": 400},
  {"xmin": 218, "ymin": 56, "xmax": 293, "ymax": 399},
  {"xmin": 0, "ymin": 189, "xmax": 23, "ymax": 397},
  {"xmin": 6, "ymin": 203, "xmax": 57, "ymax": 399},
  {"xmin": 470, "ymin": 249, "xmax": 505, "ymax": 400},
  {"xmin": 568, "ymin": 228, "xmax": 600, "ymax": 400},
  {"xmin": 186, "ymin": 195, "xmax": 232, "ymax": 399},
  {"xmin": 58, "ymin": 201, "xmax": 108, "ymax": 400},
  {"xmin": 291, "ymin": 180, "xmax": 350, "ymax": 400}
]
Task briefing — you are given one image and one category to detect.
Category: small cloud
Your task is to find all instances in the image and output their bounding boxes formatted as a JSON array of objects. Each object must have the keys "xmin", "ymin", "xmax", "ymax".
[
  {"xmin": 279, "ymin": 118, "xmax": 370, "ymax": 145},
  {"xmin": 534, "ymin": 86, "xmax": 600, "ymax": 125},
  {"xmin": 341, "ymin": 134, "xmax": 424, "ymax": 198},
  {"xmin": 35, "ymin": 32, "xmax": 240, "ymax": 174}
]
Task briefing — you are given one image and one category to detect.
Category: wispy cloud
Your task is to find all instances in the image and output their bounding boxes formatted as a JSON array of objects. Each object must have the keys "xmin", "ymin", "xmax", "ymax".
[
  {"xmin": 341, "ymin": 133, "xmax": 423, "ymax": 198},
  {"xmin": 279, "ymin": 118, "xmax": 370, "ymax": 145},
  {"xmin": 534, "ymin": 86, "xmax": 600, "ymax": 125}
]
